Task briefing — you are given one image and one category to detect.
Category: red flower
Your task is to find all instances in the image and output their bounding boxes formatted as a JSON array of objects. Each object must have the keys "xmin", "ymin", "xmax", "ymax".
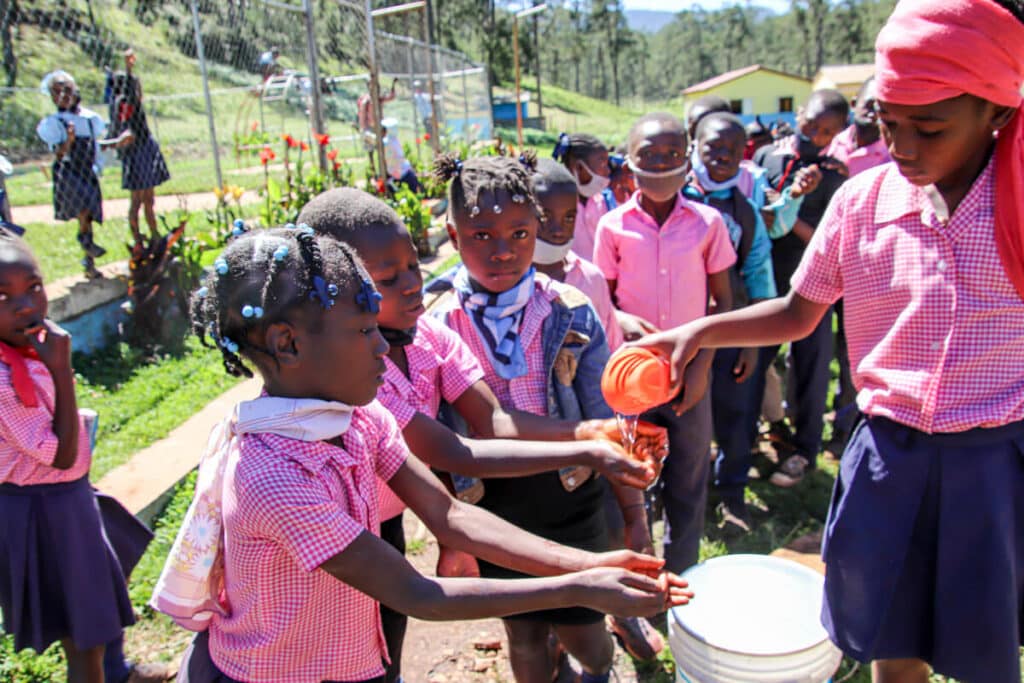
[
  {"xmin": 300, "ymin": 141, "xmax": 309, "ymax": 152},
  {"xmin": 326, "ymin": 149, "xmax": 339, "ymax": 161},
  {"xmin": 332, "ymin": 161, "xmax": 342, "ymax": 171},
  {"xmin": 259, "ymin": 146, "xmax": 276, "ymax": 165},
  {"xmin": 250, "ymin": 120, "xmax": 259, "ymax": 132},
  {"xmin": 315, "ymin": 133, "xmax": 330, "ymax": 147},
  {"xmin": 423, "ymin": 133, "xmax": 431, "ymax": 141},
  {"xmin": 375, "ymin": 177, "xmax": 386, "ymax": 195},
  {"xmin": 415, "ymin": 137, "xmax": 422, "ymax": 145},
  {"xmin": 282, "ymin": 134, "xmax": 299, "ymax": 149}
]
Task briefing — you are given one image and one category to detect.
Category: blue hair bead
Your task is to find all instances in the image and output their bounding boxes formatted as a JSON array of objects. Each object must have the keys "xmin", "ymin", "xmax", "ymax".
[
  {"xmin": 215, "ymin": 258, "xmax": 229, "ymax": 275},
  {"xmin": 327, "ymin": 283, "xmax": 339, "ymax": 296},
  {"xmin": 273, "ymin": 245, "xmax": 289, "ymax": 261},
  {"xmin": 233, "ymin": 218, "xmax": 245, "ymax": 229},
  {"xmin": 197, "ymin": 286, "xmax": 208, "ymax": 298},
  {"xmin": 297, "ymin": 223, "xmax": 314, "ymax": 236},
  {"xmin": 254, "ymin": 306, "xmax": 264, "ymax": 319},
  {"xmin": 242, "ymin": 305, "xmax": 254, "ymax": 318}
]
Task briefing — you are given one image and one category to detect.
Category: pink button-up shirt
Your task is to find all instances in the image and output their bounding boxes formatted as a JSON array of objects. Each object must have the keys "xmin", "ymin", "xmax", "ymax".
[
  {"xmin": 212, "ymin": 401, "xmax": 408, "ymax": 683},
  {"xmin": 571, "ymin": 195, "xmax": 610, "ymax": 262},
  {"xmin": 0, "ymin": 358, "xmax": 91, "ymax": 486},
  {"xmin": 564, "ymin": 252, "xmax": 624, "ymax": 351},
  {"xmin": 792, "ymin": 160, "xmax": 1024, "ymax": 434},
  {"xmin": 594, "ymin": 191, "xmax": 737, "ymax": 330},
  {"xmin": 376, "ymin": 315, "xmax": 485, "ymax": 520},
  {"xmin": 444, "ymin": 276, "xmax": 561, "ymax": 416},
  {"xmin": 825, "ymin": 125, "xmax": 892, "ymax": 178}
]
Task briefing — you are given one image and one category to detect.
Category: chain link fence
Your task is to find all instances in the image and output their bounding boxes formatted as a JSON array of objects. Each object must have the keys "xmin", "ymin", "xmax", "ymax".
[{"xmin": 0, "ymin": 0, "xmax": 490, "ymax": 274}]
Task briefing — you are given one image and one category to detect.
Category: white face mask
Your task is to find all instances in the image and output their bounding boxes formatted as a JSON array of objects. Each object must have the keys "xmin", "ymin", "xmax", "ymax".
[
  {"xmin": 574, "ymin": 161, "xmax": 611, "ymax": 198},
  {"xmin": 626, "ymin": 157, "xmax": 690, "ymax": 203},
  {"xmin": 533, "ymin": 238, "xmax": 574, "ymax": 265}
]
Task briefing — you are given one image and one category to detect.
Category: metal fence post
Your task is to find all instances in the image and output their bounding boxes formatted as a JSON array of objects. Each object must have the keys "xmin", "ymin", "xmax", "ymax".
[
  {"xmin": 302, "ymin": 0, "xmax": 328, "ymax": 175},
  {"xmin": 190, "ymin": 0, "xmax": 223, "ymax": 190},
  {"xmin": 365, "ymin": 0, "xmax": 388, "ymax": 182}
]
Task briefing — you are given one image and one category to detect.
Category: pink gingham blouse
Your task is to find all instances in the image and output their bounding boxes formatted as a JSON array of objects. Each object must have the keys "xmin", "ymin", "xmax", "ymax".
[
  {"xmin": 443, "ymin": 275, "xmax": 563, "ymax": 416},
  {"xmin": 792, "ymin": 159, "xmax": 1024, "ymax": 433},
  {"xmin": 564, "ymin": 252, "xmax": 624, "ymax": 351},
  {"xmin": 0, "ymin": 358, "xmax": 91, "ymax": 486},
  {"xmin": 209, "ymin": 400, "xmax": 408, "ymax": 683},
  {"xmin": 375, "ymin": 315, "xmax": 485, "ymax": 520}
]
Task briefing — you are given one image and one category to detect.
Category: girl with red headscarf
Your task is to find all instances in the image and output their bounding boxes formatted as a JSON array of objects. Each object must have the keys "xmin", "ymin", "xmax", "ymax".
[{"xmin": 631, "ymin": 1, "xmax": 1024, "ymax": 681}]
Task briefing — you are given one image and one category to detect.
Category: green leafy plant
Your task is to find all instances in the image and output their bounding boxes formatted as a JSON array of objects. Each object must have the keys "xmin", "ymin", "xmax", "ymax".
[{"xmin": 389, "ymin": 185, "xmax": 434, "ymax": 257}]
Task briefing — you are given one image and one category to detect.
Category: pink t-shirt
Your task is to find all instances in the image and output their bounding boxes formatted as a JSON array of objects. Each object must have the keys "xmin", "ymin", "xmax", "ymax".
[
  {"xmin": 375, "ymin": 315, "xmax": 485, "ymax": 520},
  {"xmin": 564, "ymin": 252, "xmax": 624, "ymax": 351},
  {"xmin": 212, "ymin": 400, "xmax": 408, "ymax": 683},
  {"xmin": 0, "ymin": 358, "xmax": 91, "ymax": 486},
  {"xmin": 571, "ymin": 195, "xmax": 610, "ymax": 262},
  {"xmin": 792, "ymin": 160, "xmax": 1024, "ymax": 434},
  {"xmin": 594, "ymin": 191, "xmax": 737, "ymax": 329},
  {"xmin": 825, "ymin": 125, "xmax": 892, "ymax": 178}
]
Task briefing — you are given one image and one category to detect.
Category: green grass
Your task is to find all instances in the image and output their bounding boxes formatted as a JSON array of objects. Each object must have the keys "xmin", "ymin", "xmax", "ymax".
[
  {"xmin": 501, "ymin": 81, "xmax": 647, "ymax": 147},
  {"xmin": 75, "ymin": 337, "xmax": 242, "ymax": 480}
]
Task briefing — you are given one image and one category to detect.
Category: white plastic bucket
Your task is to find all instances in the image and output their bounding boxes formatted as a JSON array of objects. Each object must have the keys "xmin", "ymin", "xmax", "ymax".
[{"xmin": 668, "ymin": 554, "xmax": 843, "ymax": 683}]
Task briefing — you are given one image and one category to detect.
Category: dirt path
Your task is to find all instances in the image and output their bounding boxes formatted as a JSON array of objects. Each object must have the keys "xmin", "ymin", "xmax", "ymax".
[{"xmin": 13, "ymin": 189, "xmax": 261, "ymax": 225}]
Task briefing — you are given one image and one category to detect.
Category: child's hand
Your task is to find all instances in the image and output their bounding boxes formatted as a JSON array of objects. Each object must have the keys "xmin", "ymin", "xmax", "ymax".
[
  {"xmin": 587, "ymin": 548, "xmax": 664, "ymax": 579},
  {"xmin": 616, "ymin": 310, "xmax": 659, "ymax": 342},
  {"xmin": 26, "ymin": 319, "xmax": 72, "ymax": 374},
  {"xmin": 674, "ymin": 361, "xmax": 711, "ymax": 416},
  {"xmin": 578, "ymin": 567, "xmax": 693, "ymax": 617},
  {"xmin": 627, "ymin": 322, "xmax": 703, "ymax": 394},
  {"xmin": 790, "ymin": 165, "xmax": 823, "ymax": 198},
  {"xmin": 436, "ymin": 545, "xmax": 481, "ymax": 578},
  {"xmin": 578, "ymin": 419, "xmax": 668, "ymax": 458},
  {"xmin": 585, "ymin": 440, "xmax": 657, "ymax": 489},
  {"xmin": 65, "ymin": 122, "xmax": 76, "ymax": 144},
  {"xmin": 732, "ymin": 347, "xmax": 759, "ymax": 384}
]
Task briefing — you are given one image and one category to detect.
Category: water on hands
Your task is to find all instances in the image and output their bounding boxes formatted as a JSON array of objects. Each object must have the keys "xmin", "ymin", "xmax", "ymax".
[{"xmin": 617, "ymin": 412, "xmax": 662, "ymax": 490}]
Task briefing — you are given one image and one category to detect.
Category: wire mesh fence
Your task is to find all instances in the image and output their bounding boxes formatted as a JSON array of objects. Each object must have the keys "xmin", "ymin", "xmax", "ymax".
[{"xmin": 0, "ymin": 0, "xmax": 491, "ymax": 275}]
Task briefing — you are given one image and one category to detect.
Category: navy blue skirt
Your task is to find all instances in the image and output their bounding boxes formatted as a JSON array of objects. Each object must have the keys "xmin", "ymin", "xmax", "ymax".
[
  {"xmin": 822, "ymin": 416, "xmax": 1024, "ymax": 683},
  {"xmin": 0, "ymin": 477, "xmax": 139, "ymax": 652},
  {"xmin": 121, "ymin": 136, "xmax": 170, "ymax": 191}
]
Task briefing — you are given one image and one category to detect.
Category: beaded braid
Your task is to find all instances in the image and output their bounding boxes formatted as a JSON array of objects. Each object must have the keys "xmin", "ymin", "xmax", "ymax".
[
  {"xmin": 191, "ymin": 227, "xmax": 366, "ymax": 378},
  {"xmin": 432, "ymin": 152, "xmax": 544, "ymax": 222},
  {"xmin": 551, "ymin": 132, "xmax": 605, "ymax": 170}
]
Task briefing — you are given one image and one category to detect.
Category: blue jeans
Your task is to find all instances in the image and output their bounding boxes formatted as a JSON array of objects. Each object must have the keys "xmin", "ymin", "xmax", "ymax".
[
  {"xmin": 643, "ymin": 394, "xmax": 712, "ymax": 574},
  {"xmin": 711, "ymin": 347, "xmax": 769, "ymax": 505},
  {"xmin": 768, "ymin": 308, "xmax": 833, "ymax": 464}
]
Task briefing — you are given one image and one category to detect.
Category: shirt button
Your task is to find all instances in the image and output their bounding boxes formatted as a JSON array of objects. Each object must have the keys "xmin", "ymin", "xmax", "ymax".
[
  {"xmin": 937, "ymin": 260, "xmax": 948, "ymax": 272},
  {"xmin": 660, "ymin": 269, "xmax": 668, "ymax": 275},
  {"xmin": 930, "ymin": 341, "xmax": 942, "ymax": 351}
]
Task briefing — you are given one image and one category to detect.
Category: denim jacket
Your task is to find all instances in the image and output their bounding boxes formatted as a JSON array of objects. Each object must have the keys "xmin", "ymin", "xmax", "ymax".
[{"xmin": 424, "ymin": 269, "xmax": 613, "ymax": 498}]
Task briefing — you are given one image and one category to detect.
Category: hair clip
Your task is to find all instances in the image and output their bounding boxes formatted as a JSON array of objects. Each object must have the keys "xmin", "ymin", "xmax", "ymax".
[
  {"xmin": 453, "ymin": 159, "xmax": 463, "ymax": 176},
  {"xmin": 215, "ymin": 258, "xmax": 229, "ymax": 275},
  {"xmin": 552, "ymin": 132, "xmax": 570, "ymax": 161},
  {"xmin": 355, "ymin": 276, "xmax": 382, "ymax": 313},
  {"xmin": 197, "ymin": 286, "xmax": 208, "ymax": 298},
  {"xmin": 511, "ymin": 194, "xmax": 526, "ymax": 204},
  {"xmin": 297, "ymin": 223, "xmax": 315, "ymax": 236},
  {"xmin": 309, "ymin": 275, "xmax": 338, "ymax": 310},
  {"xmin": 220, "ymin": 336, "xmax": 239, "ymax": 354},
  {"xmin": 493, "ymin": 204, "xmax": 503, "ymax": 214},
  {"xmin": 241, "ymin": 305, "xmax": 264, "ymax": 319},
  {"xmin": 231, "ymin": 219, "xmax": 246, "ymax": 237},
  {"xmin": 272, "ymin": 245, "xmax": 289, "ymax": 262},
  {"xmin": 470, "ymin": 205, "xmax": 481, "ymax": 217}
]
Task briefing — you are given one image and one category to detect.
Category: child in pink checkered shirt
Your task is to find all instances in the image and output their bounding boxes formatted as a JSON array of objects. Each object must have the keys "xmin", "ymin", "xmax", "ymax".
[{"xmin": 167, "ymin": 226, "xmax": 690, "ymax": 683}]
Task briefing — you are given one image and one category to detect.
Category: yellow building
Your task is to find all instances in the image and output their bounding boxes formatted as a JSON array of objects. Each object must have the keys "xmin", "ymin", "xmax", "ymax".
[
  {"xmin": 813, "ymin": 63, "xmax": 876, "ymax": 100},
  {"xmin": 681, "ymin": 64, "xmax": 812, "ymax": 126}
]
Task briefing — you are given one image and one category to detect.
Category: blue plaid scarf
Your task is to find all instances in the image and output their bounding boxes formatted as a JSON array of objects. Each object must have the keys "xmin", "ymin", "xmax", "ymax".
[{"xmin": 453, "ymin": 265, "xmax": 535, "ymax": 380}]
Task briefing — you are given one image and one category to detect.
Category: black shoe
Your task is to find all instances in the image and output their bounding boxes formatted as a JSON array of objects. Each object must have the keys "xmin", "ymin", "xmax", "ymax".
[
  {"xmin": 770, "ymin": 454, "xmax": 811, "ymax": 488},
  {"xmin": 77, "ymin": 232, "xmax": 107, "ymax": 258}
]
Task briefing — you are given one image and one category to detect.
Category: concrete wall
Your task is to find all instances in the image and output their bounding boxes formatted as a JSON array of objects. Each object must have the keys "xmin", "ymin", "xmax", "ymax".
[{"xmin": 49, "ymin": 262, "xmax": 129, "ymax": 354}]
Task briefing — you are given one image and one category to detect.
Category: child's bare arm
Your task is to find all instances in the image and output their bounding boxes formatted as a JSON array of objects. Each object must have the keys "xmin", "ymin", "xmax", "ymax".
[
  {"xmin": 27, "ymin": 320, "xmax": 79, "ymax": 470},
  {"xmin": 610, "ymin": 482, "xmax": 652, "ymax": 555},
  {"xmin": 632, "ymin": 291, "xmax": 830, "ymax": 392},
  {"xmin": 401, "ymin": 412, "xmax": 655, "ymax": 489},
  {"xmin": 388, "ymin": 454, "xmax": 664, "ymax": 578},
  {"xmin": 319, "ymin": 530, "xmax": 691, "ymax": 620}
]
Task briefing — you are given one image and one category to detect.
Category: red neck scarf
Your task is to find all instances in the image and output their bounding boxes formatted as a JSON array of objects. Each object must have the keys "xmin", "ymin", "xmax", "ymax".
[
  {"xmin": 0, "ymin": 341, "xmax": 40, "ymax": 407},
  {"xmin": 875, "ymin": 0, "xmax": 1024, "ymax": 299}
]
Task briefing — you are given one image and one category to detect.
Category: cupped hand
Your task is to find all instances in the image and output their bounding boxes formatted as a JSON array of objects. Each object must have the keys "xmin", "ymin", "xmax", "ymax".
[
  {"xmin": 580, "ymin": 568, "xmax": 694, "ymax": 617},
  {"xmin": 436, "ymin": 545, "xmax": 481, "ymax": 578},
  {"xmin": 588, "ymin": 440, "xmax": 657, "ymax": 489},
  {"xmin": 588, "ymin": 548, "xmax": 664, "ymax": 579}
]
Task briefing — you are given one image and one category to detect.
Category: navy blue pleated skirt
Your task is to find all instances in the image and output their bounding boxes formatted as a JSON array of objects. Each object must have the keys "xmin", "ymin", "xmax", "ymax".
[
  {"xmin": 0, "ymin": 477, "xmax": 140, "ymax": 652},
  {"xmin": 121, "ymin": 136, "xmax": 170, "ymax": 191},
  {"xmin": 822, "ymin": 415, "xmax": 1024, "ymax": 683}
]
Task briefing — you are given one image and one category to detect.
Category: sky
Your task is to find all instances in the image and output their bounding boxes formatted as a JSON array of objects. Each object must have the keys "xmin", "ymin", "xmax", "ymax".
[{"xmin": 621, "ymin": 0, "xmax": 791, "ymax": 13}]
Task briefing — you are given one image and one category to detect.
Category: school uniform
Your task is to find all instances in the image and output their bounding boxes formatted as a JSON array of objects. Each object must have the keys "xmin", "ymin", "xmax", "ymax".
[
  {"xmin": 754, "ymin": 137, "xmax": 846, "ymax": 464},
  {"xmin": 571, "ymin": 194, "xmax": 609, "ymax": 263},
  {"xmin": 563, "ymin": 252, "xmax": 624, "ymax": 351},
  {"xmin": 792, "ymin": 159, "xmax": 1024, "ymax": 683},
  {"xmin": 429, "ymin": 268, "xmax": 613, "ymax": 624},
  {"xmin": 683, "ymin": 179, "xmax": 777, "ymax": 508},
  {"xmin": 36, "ymin": 107, "xmax": 106, "ymax": 223},
  {"xmin": 108, "ymin": 73, "xmax": 170, "ymax": 191},
  {"xmin": 594, "ymin": 191, "xmax": 736, "ymax": 573},
  {"xmin": 0, "ymin": 347, "xmax": 138, "ymax": 657}
]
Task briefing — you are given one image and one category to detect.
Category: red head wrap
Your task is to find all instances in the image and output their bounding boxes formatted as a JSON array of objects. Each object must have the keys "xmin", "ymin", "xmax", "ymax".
[{"xmin": 875, "ymin": 0, "xmax": 1024, "ymax": 298}]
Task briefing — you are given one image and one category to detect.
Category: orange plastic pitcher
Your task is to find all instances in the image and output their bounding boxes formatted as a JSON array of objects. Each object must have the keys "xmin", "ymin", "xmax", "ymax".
[{"xmin": 601, "ymin": 347, "xmax": 673, "ymax": 415}]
